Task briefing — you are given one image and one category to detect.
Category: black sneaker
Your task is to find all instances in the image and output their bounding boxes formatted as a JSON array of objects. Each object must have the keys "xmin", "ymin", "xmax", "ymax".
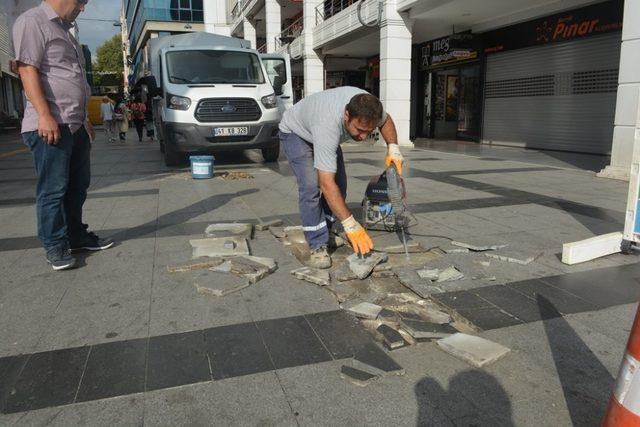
[
  {"xmin": 46, "ymin": 246, "xmax": 76, "ymax": 271},
  {"xmin": 70, "ymin": 232, "xmax": 115, "ymax": 252}
]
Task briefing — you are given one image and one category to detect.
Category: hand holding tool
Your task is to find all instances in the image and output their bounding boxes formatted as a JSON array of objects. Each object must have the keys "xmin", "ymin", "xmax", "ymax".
[
  {"xmin": 342, "ymin": 215, "xmax": 373, "ymax": 255},
  {"xmin": 385, "ymin": 144, "xmax": 404, "ymax": 175}
]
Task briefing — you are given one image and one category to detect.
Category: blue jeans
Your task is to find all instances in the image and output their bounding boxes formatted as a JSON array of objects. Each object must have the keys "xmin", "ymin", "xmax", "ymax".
[
  {"xmin": 280, "ymin": 132, "xmax": 347, "ymax": 249},
  {"xmin": 23, "ymin": 125, "xmax": 91, "ymax": 252}
]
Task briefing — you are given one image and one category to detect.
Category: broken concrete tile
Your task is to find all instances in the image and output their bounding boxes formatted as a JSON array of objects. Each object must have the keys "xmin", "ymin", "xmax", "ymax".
[
  {"xmin": 376, "ymin": 324, "xmax": 408, "ymax": 350},
  {"xmin": 474, "ymin": 260, "xmax": 491, "ymax": 267},
  {"xmin": 484, "ymin": 249, "xmax": 541, "ymax": 265},
  {"xmin": 393, "ymin": 267, "xmax": 443, "ymax": 298},
  {"xmin": 210, "ymin": 260, "xmax": 232, "ymax": 273},
  {"xmin": 283, "ymin": 226, "xmax": 306, "ymax": 244},
  {"xmin": 347, "ymin": 252, "xmax": 388, "ymax": 280},
  {"xmin": 223, "ymin": 240, "xmax": 236, "ymax": 249},
  {"xmin": 440, "ymin": 245, "xmax": 470, "ymax": 254},
  {"xmin": 190, "ymin": 236, "xmax": 250, "ymax": 258},
  {"xmin": 255, "ymin": 219, "xmax": 284, "ymax": 231},
  {"xmin": 436, "ymin": 266, "xmax": 464, "ymax": 282},
  {"xmin": 372, "ymin": 270, "xmax": 396, "ymax": 279},
  {"xmin": 450, "ymin": 240, "xmax": 508, "ymax": 252},
  {"xmin": 347, "ymin": 302, "xmax": 383, "ymax": 320},
  {"xmin": 227, "ymin": 258, "xmax": 272, "ymax": 284},
  {"xmin": 328, "ymin": 282, "xmax": 357, "ymax": 303},
  {"xmin": 373, "ymin": 264, "xmax": 393, "ymax": 272},
  {"xmin": 340, "ymin": 365, "xmax": 379, "ymax": 387},
  {"xmin": 436, "ymin": 333, "xmax": 511, "ymax": 368},
  {"xmin": 194, "ymin": 281, "xmax": 251, "ymax": 297},
  {"xmin": 330, "ymin": 233, "xmax": 346, "ymax": 248},
  {"xmin": 332, "ymin": 262, "xmax": 359, "ymax": 282},
  {"xmin": 289, "ymin": 242, "xmax": 311, "ymax": 263},
  {"xmin": 400, "ymin": 319, "xmax": 457, "ymax": 341},
  {"xmin": 237, "ymin": 255, "xmax": 277, "ymax": 273},
  {"xmin": 167, "ymin": 258, "xmax": 224, "ymax": 273},
  {"xmin": 269, "ymin": 226, "xmax": 286, "ymax": 239},
  {"xmin": 351, "ymin": 342, "xmax": 404, "ymax": 376},
  {"xmin": 377, "ymin": 309, "xmax": 401, "ymax": 324},
  {"xmin": 290, "ymin": 267, "xmax": 330, "ymax": 286},
  {"xmin": 471, "ymin": 274, "xmax": 497, "ymax": 281},
  {"xmin": 416, "ymin": 268, "xmax": 439, "ymax": 281},
  {"xmin": 204, "ymin": 223, "xmax": 253, "ymax": 239},
  {"xmin": 381, "ymin": 242, "xmax": 429, "ymax": 254}
]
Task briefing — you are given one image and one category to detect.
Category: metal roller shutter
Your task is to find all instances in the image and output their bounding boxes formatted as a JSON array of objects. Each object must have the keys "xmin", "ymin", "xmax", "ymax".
[{"xmin": 482, "ymin": 32, "xmax": 621, "ymax": 154}]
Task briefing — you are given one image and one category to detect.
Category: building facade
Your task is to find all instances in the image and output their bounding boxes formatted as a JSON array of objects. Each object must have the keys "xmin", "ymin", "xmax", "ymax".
[{"xmin": 123, "ymin": 0, "xmax": 640, "ymax": 179}]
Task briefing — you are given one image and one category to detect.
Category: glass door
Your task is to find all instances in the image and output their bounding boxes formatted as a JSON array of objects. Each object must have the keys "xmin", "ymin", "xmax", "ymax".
[{"xmin": 457, "ymin": 64, "xmax": 481, "ymax": 141}]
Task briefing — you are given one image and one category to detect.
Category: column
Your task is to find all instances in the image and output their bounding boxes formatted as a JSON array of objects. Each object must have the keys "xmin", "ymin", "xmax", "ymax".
[
  {"xmin": 204, "ymin": 0, "xmax": 231, "ymax": 36},
  {"xmin": 265, "ymin": 0, "xmax": 281, "ymax": 53},
  {"xmin": 378, "ymin": 0, "xmax": 413, "ymax": 147},
  {"xmin": 302, "ymin": 0, "xmax": 324, "ymax": 96},
  {"xmin": 243, "ymin": 18, "xmax": 256, "ymax": 49},
  {"xmin": 598, "ymin": 0, "xmax": 640, "ymax": 180}
]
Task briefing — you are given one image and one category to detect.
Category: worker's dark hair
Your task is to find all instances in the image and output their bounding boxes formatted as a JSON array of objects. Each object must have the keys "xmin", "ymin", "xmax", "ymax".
[{"xmin": 345, "ymin": 93, "xmax": 383, "ymax": 125}]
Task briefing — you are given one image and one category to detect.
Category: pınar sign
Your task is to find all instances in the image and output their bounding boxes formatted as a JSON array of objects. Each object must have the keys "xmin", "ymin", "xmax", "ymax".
[{"xmin": 483, "ymin": 0, "xmax": 623, "ymax": 54}]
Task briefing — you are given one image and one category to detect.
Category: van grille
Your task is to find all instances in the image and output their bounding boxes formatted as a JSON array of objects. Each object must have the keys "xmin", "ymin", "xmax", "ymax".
[{"xmin": 195, "ymin": 98, "xmax": 262, "ymax": 122}]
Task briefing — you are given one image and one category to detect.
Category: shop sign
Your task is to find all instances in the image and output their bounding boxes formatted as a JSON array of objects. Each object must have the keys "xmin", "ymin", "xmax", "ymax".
[
  {"xmin": 420, "ymin": 33, "xmax": 479, "ymax": 70},
  {"xmin": 483, "ymin": 0, "xmax": 623, "ymax": 54}
]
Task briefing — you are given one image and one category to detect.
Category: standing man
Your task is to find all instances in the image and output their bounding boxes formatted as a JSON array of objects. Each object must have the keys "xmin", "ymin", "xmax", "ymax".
[
  {"xmin": 100, "ymin": 96, "xmax": 115, "ymax": 142},
  {"xmin": 13, "ymin": 0, "xmax": 114, "ymax": 271},
  {"xmin": 279, "ymin": 86, "xmax": 404, "ymax": 269}
]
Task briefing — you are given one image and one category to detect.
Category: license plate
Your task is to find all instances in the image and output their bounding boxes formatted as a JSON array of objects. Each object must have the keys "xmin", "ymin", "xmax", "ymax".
[{"xmin": 213, "ymin": 127, "xmax": 248, "ymax": 137}]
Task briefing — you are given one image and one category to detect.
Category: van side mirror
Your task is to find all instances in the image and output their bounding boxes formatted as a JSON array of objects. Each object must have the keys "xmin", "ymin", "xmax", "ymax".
[{"xmin": 272, "ymin": 76, "xmax": 284, "ymax": 96}]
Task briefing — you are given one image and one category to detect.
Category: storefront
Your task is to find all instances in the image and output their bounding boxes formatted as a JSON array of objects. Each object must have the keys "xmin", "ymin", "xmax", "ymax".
[
  {"xmin": 415, "ymin": 33, "xmax": 482, "ymax": 141},
  {"xmin": 480, "ymin": 0, "xmax": 623, "ymax": 154}
]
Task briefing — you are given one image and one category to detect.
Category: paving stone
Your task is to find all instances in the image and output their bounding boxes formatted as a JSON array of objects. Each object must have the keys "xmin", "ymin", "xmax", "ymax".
[
  {"xmin": 224, "ymin": 257, "xmax": 274, "ymax": 284},
  {"xmin": 194, "ymin": 280, "xmax": 252, "ymax": 297},
  {"xmin": 440, "ymin": 244, "xmax": 470, "ymax": 254},
  {"xmin": 237, "ymin": 255, "xmax": 277, "ymax": 273},
  {"xmin": 436, "ymin": 266, "xmax": 465, "ymax": 282},
  {"xmin": 400, "ymin": 319, "xmax": 457, "ymax": 341},
  {"xmin": 332, "ymin": 261, "xmax": 359, "ymax": 282},
  {"xmin": 377, "ymin": 309, "xmax": 401, "ymax": 324},
  {"xmin": 204, "ymin": 223, "xmax": 253, "ymax": 239},
  {"xmin": 346, "ymin": 252, "xmax": 388, "ymax": 279},
  {"xmin": 269, "ymin": 226, "xmax": 286, "ymax": 239},
  {"xmin": 346, "ymin": 302, "xmax": 383, "ymax": 319},
  {"xmin": 210, "ymin": 260, "xmax": 232, "ymax": 273},
  {"xmin": 350, "ymin": 342, "xmax": 404, "ymax": 376},
  {"xmin": 340, "ymin": 365, "xmax": 379, "ymax": 387},
  {"xmin": 376, "ymin": 324, "xmax": 408, "ymax": 350},
  {"xmin": 484, "ymin": 249, "xmax": 542, "ymax": 265},
  {"xmin": 436, "ymin": 333, "xmax": 511, "ymax": 368},
  {"xmin": 190, "ymin": 236, "xmax": 250, "ymax": 258},
  {"xmin": 167, "ymin": 258, "xmax": 225, "ymax": 273},
  {"xmin": 283, "ymin": 226, "xmax": 306, "ymax": 244},
  {"xmin": 329, "ymin": 282, "xmax": 358, "ymax": 303},
  {"xmin": 416, "ymin": 268, "xmax": 439, "ymax": 280},
  {"xmin": 451, "ymin": 240, "xmax": 508, "ymax": 252},
  {"xmin": 290, "ymin": 267, "xmax": 330, "ymax": 287},
  {"xmin": 255, "ymin": 219, "xmax": 284, "ymax": 231},
  {"xmin": 380, "ymin": 242, "xmax": 429, "ymax": 254},
  {"xmin": 393, "ymin": 267, "xmax": 443, "ymax": 298}
]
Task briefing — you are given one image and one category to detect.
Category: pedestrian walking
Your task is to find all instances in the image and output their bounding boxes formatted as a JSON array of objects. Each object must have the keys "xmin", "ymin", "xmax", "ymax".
[
  {"xmin": 144, "ymin": 98, "xmax": 154, "ymax": 141},
  {"xmin": 129, "ymin": 96, "xmax": 146, "ymax": 142},
  {"xmin": 279, "ymin": 86, "xmax": 403, "ymax": 269},
  {"xmin": 114, "ymin": 98, "xmax": 129, "ymax": 141},
  {"xmin": 13, "ymin": 0, "xmax": 114, "ymax": 270},
  {"xmin": 100, "ymin": 96, "xmax": 115, "ymax": 142}
]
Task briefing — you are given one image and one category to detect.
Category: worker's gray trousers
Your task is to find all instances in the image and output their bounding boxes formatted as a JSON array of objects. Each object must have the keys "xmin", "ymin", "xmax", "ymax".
[{"xmin": 280, "ymin": 131, "xmax": 347, "ymax": 250}]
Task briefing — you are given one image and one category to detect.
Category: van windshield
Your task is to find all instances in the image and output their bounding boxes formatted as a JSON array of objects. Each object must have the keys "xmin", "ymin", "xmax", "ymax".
[{"xmin": 166, "ymin": 50, "xmax": 266, "ymax": 84}]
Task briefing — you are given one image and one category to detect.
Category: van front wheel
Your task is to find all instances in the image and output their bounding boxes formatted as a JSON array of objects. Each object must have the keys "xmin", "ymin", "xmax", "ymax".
[
  {"xmin": 164, "ymin": 146, "xmax": 183, "ymax": 166},
  {"xmin": 261, "ymin": 144, "xmax": 280, "ymax": 162}
]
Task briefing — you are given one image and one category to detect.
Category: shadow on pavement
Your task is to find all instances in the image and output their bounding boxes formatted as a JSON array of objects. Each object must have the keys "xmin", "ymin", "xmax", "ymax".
[
  {"xmin": 537, "ymin": 295, "xmax": 615, "ymax": 426},
  {"xmin": 414, "ymin": 370, "xmax": 514, "ymax": 426}
]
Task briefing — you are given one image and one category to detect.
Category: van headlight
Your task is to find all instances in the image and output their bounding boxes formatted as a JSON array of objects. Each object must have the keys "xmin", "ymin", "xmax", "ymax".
[
  {"xmin": 261, "ymin": 93, "xmax": 277, "ymax": 109},
  {"xmin": 167, "ymin": 94, "xmax": 191, "ymax": 110}
]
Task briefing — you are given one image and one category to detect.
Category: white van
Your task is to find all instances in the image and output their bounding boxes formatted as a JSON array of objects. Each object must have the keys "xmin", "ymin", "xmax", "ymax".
[{"xmin": 139, "ymin": 32, "xmax": 292, "ymax": 166}]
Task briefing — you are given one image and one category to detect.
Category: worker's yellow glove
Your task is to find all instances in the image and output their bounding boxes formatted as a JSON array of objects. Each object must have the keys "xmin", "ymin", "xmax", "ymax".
[
  {"xmin": 385, "ymin": 144, "xmax": 404, "ymax": 175},
  {"xmin": 342, "ymin": 215, "xmax": 373, "ymax": 255}
]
